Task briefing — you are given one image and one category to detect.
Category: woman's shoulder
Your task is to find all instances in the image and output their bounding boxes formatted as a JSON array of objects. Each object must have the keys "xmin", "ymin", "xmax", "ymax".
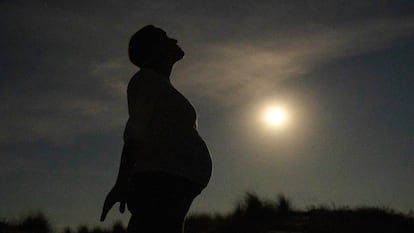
[
  {"xmin": 128, "ymin": 69, "xmax": 170, "ymax": 95},
  {"xmin": 134, "ymin": 69, "xmax": 170, "ymax": 84}
]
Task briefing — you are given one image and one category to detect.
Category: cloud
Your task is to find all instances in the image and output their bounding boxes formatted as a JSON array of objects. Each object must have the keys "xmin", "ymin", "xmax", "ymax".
[
  {"xmin": 175, "ymin": 17, "xmax": 414, "ymax": 105},
  {"xmin": 1, "ymin": 1, "xmax": 413, "ymax": 144},
  {"xmin": 0, "ymin": 2, "xmax": 134, "ymax": 145}
]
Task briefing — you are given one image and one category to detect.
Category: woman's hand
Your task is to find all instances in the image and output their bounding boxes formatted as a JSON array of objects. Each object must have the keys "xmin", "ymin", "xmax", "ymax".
[{"xmin": 100, "ymin": 184, "xmax": 128, "ymax": 221}]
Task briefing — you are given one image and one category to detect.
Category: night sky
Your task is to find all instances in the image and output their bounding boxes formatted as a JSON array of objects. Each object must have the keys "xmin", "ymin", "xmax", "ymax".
[{"xmin": 1, "ymin": 0, "xmax": 414, "ymax": 230}]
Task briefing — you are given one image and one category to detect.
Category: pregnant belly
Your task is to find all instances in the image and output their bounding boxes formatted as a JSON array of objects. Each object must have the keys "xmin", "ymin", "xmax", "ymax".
[
  {"xmin": 136, "ymin": 130, "xmax": 212, "ymax": 186},
  {"xmin": 172, "ymin": 133, "xmax": 212, "ymax": 185}
]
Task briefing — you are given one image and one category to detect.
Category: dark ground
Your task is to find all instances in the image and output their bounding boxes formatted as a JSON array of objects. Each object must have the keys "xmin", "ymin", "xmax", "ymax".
[{"xmin": 2, "ymin": 193, "xmax": 414, "ymax": 233}]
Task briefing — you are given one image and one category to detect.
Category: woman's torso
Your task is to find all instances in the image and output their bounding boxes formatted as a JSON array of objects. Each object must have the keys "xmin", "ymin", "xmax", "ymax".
[{"xmin": 125, "ymin": 69, "xmax": 212, "ymax": 186}]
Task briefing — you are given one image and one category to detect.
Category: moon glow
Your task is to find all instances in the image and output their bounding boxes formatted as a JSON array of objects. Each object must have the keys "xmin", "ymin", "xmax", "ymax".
[{"xmin": 264, "ymin": 107, "xmax": 288, "ymax": 127}]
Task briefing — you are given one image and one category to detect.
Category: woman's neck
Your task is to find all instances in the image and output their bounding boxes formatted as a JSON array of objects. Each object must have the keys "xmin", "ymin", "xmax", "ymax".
[{"xmin": 145, "ymin": 62, "xmax": 174, "ymax": 81}]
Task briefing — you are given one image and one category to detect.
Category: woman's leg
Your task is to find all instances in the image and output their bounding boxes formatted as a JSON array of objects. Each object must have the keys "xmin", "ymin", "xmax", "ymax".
[{"xmin": 127, "ymin": 172, "xmax": 203, "ymax": 233}]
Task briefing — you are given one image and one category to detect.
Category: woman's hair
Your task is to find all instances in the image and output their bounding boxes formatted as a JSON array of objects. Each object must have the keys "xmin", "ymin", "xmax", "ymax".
[{"xmin": 128, "ymin": 25, "xmax": 163, "ymax": 67}]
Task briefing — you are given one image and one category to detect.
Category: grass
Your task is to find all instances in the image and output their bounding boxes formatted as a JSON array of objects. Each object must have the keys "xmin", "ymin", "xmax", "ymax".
[
  {"xmin": 1, "ymin": 193, "xmax": 414, "ymax": 233},
  {"xmin": 185, "ymin": 193, "xmax": 414, "ymax": 233}
]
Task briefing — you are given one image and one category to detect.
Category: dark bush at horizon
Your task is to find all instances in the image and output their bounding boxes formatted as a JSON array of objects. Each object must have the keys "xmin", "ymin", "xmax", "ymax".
[{"xmin": 2, "ymin": 193, "xmax": 414, "ymax": 233}]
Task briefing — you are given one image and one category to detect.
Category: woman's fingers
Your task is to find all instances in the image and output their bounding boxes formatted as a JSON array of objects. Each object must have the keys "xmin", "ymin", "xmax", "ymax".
[
  {"xmin": 101, "ymin": 187, "xmax": 127, "ymax": 221},
  {"xmin": 100, "ymin": 193, "xmax": 116, "ymax": 221},
  {"xmin": 119, "ymin": 201, "xmax": 126, "ymax": 213},
  {"xmin": 100, "ymin": 201, "xmax": 111, "ymax": 221}
]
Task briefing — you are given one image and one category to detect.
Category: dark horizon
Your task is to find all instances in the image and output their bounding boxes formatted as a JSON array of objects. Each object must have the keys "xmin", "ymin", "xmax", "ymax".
[{"xmin": 2, "ymin": 192, "xmax": 414, "ymax": 233}]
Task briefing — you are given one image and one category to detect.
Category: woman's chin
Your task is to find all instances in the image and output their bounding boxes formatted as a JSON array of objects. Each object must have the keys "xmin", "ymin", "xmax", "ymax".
[{"xmin": 177, "ymin": 49, "xmax": 185, "ymax": 60}]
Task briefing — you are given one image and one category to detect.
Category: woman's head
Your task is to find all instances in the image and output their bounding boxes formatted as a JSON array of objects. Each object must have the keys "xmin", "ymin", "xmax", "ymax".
[{"xmin": 128, "ymin": 25, "xmax": 184, "ymax": 68}]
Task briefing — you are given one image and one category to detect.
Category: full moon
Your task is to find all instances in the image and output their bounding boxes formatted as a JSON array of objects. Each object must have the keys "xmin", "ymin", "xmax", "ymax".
[{"xmin": 264, "ymin": 107, "xmax": 288, "ymax": 127}]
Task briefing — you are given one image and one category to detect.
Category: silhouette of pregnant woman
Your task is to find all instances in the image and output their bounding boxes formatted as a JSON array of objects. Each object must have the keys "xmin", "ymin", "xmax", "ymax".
[{"xmin": 100, "ymin": 25, "xmax": 212, "ymax": 233}]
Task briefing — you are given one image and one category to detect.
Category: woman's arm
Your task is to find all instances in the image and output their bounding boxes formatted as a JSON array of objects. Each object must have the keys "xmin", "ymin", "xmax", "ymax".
[
  {"xmin": 101, "ymin": 75, "xmax": 161, "ymax": 221},
  {"xmin": 100, "ymin": 144, "xmax": 135, "ymax": 221},
  {"xmin": 114, "ymin": 144, "xmax": 135, "ymax": 187}
]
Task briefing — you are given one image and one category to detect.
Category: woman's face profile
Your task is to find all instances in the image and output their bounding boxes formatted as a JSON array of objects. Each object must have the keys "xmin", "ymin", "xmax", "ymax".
[{"xmin": 154, "ymin": 27, "xmax": 185, "ymax": 63}]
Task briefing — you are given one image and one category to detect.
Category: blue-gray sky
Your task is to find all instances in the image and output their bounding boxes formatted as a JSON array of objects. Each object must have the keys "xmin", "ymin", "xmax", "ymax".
[{"xmin": 1, "ymin": 0, "xmax": 414, "ymax": 230}]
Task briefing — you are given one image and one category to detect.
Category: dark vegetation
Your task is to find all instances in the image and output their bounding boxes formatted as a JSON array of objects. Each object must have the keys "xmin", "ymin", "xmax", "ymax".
[{"xmin": 2, "ymin": 193, "xmax": 414, "ymax": 233}]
